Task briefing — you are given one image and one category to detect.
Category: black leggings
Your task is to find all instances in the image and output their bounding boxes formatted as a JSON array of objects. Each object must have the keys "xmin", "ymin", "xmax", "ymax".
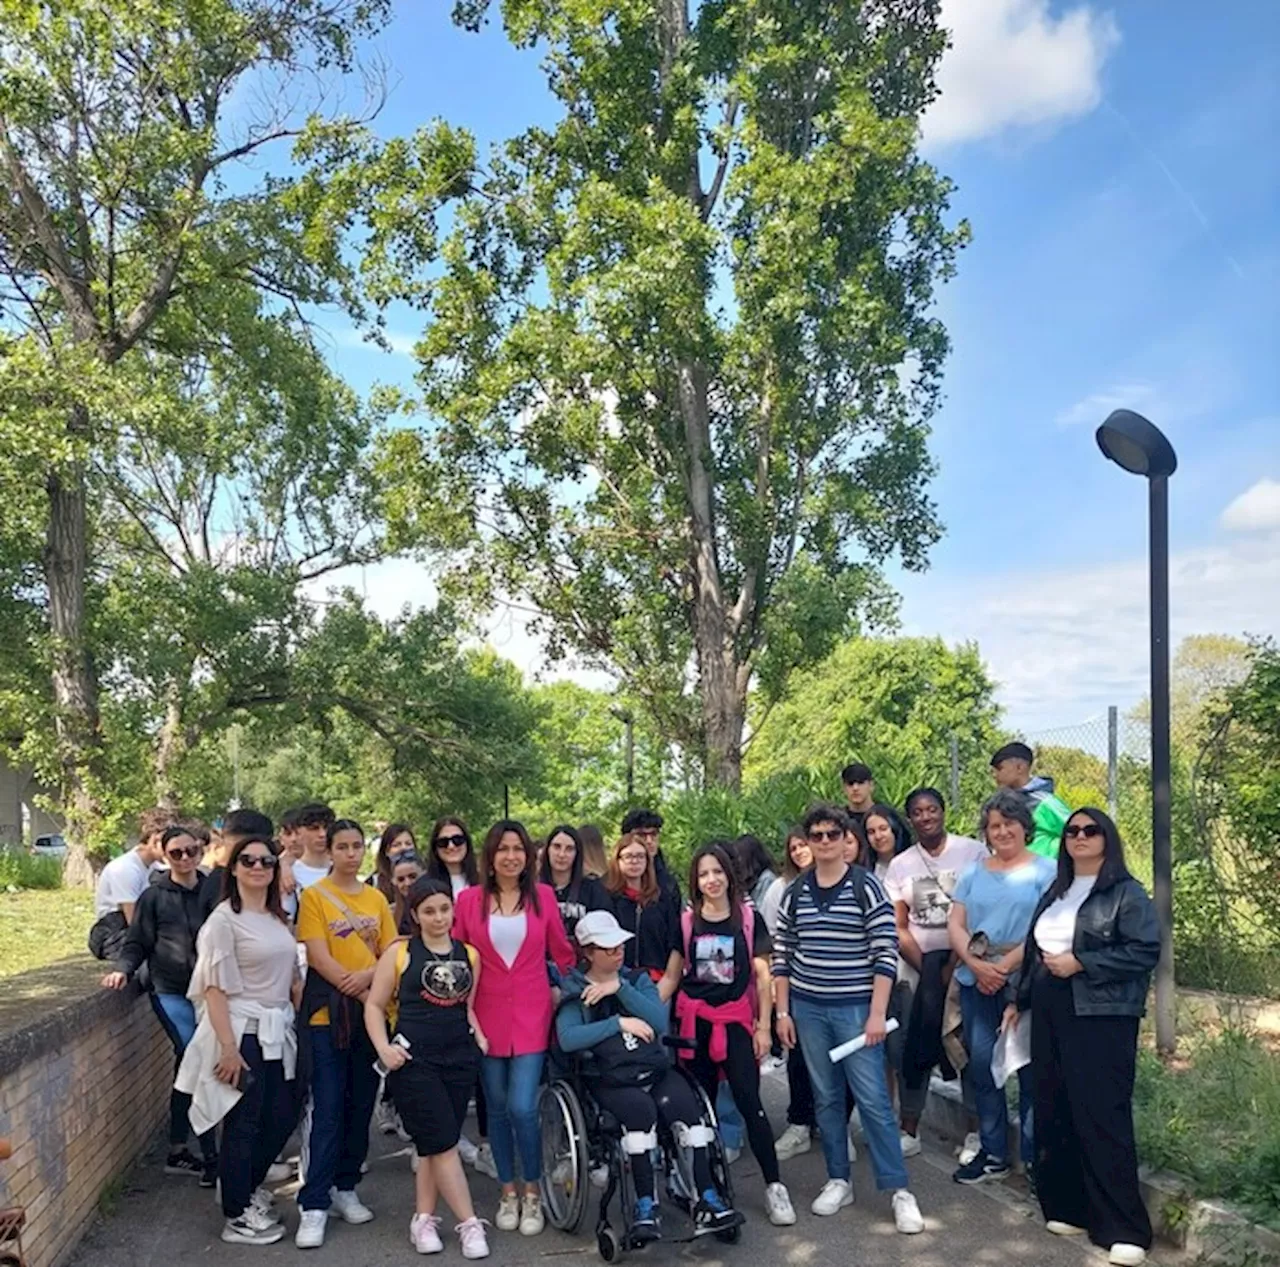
[
  {"xmin": 593, "ymin": 1070, "xmax": 714, "ymax": 1200},
  {"xmin": 689, "ymin": 1020, "xmax": 780, "ymax": 1184}
]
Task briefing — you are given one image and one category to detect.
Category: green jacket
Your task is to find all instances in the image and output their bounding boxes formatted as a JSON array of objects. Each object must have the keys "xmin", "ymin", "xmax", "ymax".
[{"xmin": 1024, "ymin": 777, "xmax": 1069, "ymax": 858}]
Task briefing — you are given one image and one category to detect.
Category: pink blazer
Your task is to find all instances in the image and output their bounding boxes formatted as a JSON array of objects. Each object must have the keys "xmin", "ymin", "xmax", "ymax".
[{"xmin": 453, "ymin": 883, "xmax": 576, "ymax": 1057}]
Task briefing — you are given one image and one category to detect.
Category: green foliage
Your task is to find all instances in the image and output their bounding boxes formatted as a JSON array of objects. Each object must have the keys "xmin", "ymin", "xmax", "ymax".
[
  {"xmin": 313, "ymin": 0, "xmax": 968, "ymax": 782},
  {"xmin": 0, "ymin": 850, "xmax": 63, "ymax": 891}
]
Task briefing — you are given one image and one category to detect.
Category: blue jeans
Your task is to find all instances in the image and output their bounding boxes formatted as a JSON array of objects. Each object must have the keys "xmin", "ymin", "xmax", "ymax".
[
  {"xmin": 960, "ymin": 984, "xmax": 1033, "ymax": 1166},
  {"xmin": 481, "ymin": 1053, "xmax": 545, "ymax": 1185},
  {"xmin": 792, "ymin": 994, "xmax": 909, "ymax": 1190},
  {"xmin": 716, "ymin": 1083, "xmax": 744, "ymax": 1149},
  {"xmin": 299, "ymin": 1027, "xmax": 381, "ymax": 1210},
  {"xmin": 150, "ymin": 992, "xmax": 214, "ymax": 1157}
]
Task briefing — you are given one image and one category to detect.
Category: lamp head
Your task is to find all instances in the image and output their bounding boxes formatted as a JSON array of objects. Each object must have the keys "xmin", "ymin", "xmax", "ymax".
[{"xmin": 1096, "ymin": 409, "xmax": 1178, "ymax": 478}]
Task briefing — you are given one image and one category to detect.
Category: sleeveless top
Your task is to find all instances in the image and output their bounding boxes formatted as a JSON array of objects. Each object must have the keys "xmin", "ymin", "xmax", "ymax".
[{"xmin": 395, "ymin": 937, "xmax": 478, "ymax": 1059}]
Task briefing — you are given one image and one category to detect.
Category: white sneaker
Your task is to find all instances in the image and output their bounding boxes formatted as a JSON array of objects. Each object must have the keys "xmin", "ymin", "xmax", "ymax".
[
  {"xmin": 892, "ymin": 1190, "xmax": 924, "ymax": 1234},
  {"xmin": 1046, "ymin": 1221, "xmax": 1086, "ymax": 1237},
  {"xmin": 766, "ymin": 1182, "xmax": 796, "ymax": 1226},
  {"xmin": 519, "ymin": 1193, "xmax": 545, "ymax": 1236},
  {"xmin": 223, "ymin": 1208, "xmax": 285, "ymax": 1245},
  {"xmin": 411, "ymin": 1213, "xmax": 444, "ymax": 1254},
  {"xmin": 1109, "ymin": 1245, "xmax": 1146, "ymax": 1266},
  {"xmin": 724, "ymin": 1145, "xmax": 742, "ymax": 1165},
  {"xmin": 330, "ymin": 1188, "xmax": 374, "ymax": 1224},
  {"xmin": 811, "ymin": 1179, "xmax": 853, "ymax": 1216},
  {"xmin": 457, "ymin": 1217, "xmax": 491, "ymax": 1259},
  {"xmin": 473, "ymin": 1142, "xmax": 498, "ymax": 1180},
  {"xmin": 900, "ymin": 1132, "xmax": 922, "ymax": 1158},
  {"xmin": 265, "ymin": 1161, "xmax": 293, "ymax": 1184},
  {"xmin": 249, "ymin": 1187, "xmax": 281, "ymax": 1223},
  {"xmin": 774, "ymin": 1124, "xmax": 811, "ymax": 1161},
  {"xmin": 958, "ymin": 1132, "xmax": 981, "ymax": 1165},
  {"xmin": 295, "ymin": 1209, "xmax": 328, "ymax": 1249},
  {"xmin": 457, "ymin": 1134, "xmax": 480, "ymax": 1166},
  {"xmin": 495, "ymin": 1193, "xmax": 520, "ymax": 1232}
]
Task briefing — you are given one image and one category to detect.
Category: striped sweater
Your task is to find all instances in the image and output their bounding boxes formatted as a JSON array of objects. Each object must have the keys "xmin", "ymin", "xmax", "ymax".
[{"xmin": 771, "ymin": 866, "xmax": 899, "ymax": 1003}]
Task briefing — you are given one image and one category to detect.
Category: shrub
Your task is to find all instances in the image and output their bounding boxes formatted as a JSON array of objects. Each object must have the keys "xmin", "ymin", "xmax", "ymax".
[{"xmin": 0, "ymin": 849, "xmax": 64, "ymax": 891}]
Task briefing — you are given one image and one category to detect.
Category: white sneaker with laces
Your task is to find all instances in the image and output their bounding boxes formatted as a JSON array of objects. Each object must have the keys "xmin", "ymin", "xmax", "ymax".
[
  {"xmin": 410, "ymin": 1212, "xmax": 444, "ymax": 1254},
  {"xmin": 495, "ymin": 1193, "xmax": 520, "ymax": 1232},
  {"xmin": 457, "ymin": 1134, "xmax": 480, "ymax": 1166},
  {"xmin": 473, "ymin": 1142, "xmax": 498, "ymax": 1180},
  {"xmin": 958, "ymin": 1132, "xmax": 981, "ymax": 1165},
  {"xmin": 457, "ymin": 1217, "xmax": 491, "ymax": 1259},
  {"xmin": 765, "ymin": 1182, "xmax": 796, "ymax": 1226},
  {"xmin": 900, "ymin": 1132, "xmax": 922, "ymax": 1158},
  {"xmin": 892, "ymin": 1190, "xmax": 924, "ymax": 1234},
  {"xmin": 811, "ymin": 1179, "xmax": 853, "ymax": 1216},
  {"xmin": 774, "ymin": 1123, "xmax": 811, "ymax": 1161},
  {"xmin": 1109, "ymin": 1245, "xmax": 1146, "ymax": 1266},
  {"xmin": 519, "ymin": 1193, "xmax": 545, "ymax": 1236},
  {"xmin": 223, "ymin": 1207, "xmax": 285, "ymax": 1245},
  {"xmin": 295, "ymin": 1209, "xmax": 328, "ymax": 1249},
  {"xmin": 330, "ymin": 1188, "xmax": 374, "ymax": 1224}
]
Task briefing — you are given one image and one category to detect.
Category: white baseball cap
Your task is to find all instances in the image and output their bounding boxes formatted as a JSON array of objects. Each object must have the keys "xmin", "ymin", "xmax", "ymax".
[{"xmin": 574, "ymin": 910, "xmax": 635, "ymax": 949}]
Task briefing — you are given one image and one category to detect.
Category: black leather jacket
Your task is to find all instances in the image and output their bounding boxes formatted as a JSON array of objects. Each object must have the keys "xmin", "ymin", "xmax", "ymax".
[{"xmin": 1016, "ymin": 874, "xmax": 1160, "ymax": 1017}]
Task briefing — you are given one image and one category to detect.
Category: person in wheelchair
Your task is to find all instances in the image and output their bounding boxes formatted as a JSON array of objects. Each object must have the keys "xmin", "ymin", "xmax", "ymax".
[{"xmin": 556, "ymin": 911, "xmax": 743, "ymax": 1242}]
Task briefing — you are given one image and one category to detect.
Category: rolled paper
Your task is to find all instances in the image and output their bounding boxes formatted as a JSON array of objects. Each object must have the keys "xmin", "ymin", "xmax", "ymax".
[{"xmin": 828, "ymin": 1017, "xmax": 900, "ymax": 1063}]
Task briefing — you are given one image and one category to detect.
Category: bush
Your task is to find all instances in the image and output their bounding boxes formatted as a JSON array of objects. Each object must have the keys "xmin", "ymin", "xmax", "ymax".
[{"xmin": 0, "ymin": 849, "xmax": 64, "ymax": 891}]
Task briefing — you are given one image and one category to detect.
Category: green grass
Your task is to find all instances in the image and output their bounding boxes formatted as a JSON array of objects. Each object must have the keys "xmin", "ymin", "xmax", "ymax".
[
  {"xmin": 0, "ymin": 887, "xmax": 95, "ymax": 978},
  {"xmin": 1135, "ymin": 1025, "xmax": 1280, "ymax": 1230},
  {"xmin": 0, "ymin": 849, "xmax": 65, "ymax": 890}
]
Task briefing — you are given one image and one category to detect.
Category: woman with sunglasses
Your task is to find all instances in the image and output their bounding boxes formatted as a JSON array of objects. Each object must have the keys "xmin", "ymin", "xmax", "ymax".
[
  {"xmin": 177, "ymin": 830, "xmax": 301, "ymax": 1246},
  {"xmin": 538, "ymin": 823, "xmax": 610, "ymax": 943},
  {"xmin": 296, "ymin": 820, "xmax": 399, "ymax": 1249},
  {"xmin": 1005, "ymin": 809, "xmax": 1159, "ymax": 1267},
  {"xmin": 103, "ymin": 824, "xmax": 218, "ymax": 1184},
  {"xmin": 369, "ymin": 823, "xmax": 419, "ymax": 901},
  {"xmin": 428, "ymin": 817, "xmax": 480, "ymax": 896}
]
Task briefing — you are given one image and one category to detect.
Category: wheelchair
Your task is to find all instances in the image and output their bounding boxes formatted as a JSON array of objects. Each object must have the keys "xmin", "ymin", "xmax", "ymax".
[{"xmin": 538, "ymin": 1043, "xmax": 742, "ymax": 1260}]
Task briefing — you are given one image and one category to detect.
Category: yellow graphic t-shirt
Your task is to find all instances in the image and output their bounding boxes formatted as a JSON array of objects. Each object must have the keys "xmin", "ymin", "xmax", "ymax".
[{"xmin": 298, "ymin": 877, "xmax": 398, "ymax": 1026}]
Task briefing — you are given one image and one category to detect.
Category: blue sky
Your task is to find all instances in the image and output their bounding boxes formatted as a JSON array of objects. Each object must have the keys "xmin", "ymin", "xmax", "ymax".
[{"xmin": 311, "ymin": 0, "xmax": 1280, "ymax": 735}]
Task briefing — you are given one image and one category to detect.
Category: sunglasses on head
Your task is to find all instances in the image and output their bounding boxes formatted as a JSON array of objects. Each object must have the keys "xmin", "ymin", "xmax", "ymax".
[
  {"xmin": 237, "ymin": 853, "xmax": 278, "ymax": 870},
  {"xmin": 435, "ymin": 833, "xmax": 467, "ymax": 849},
  {"xmin": 807, "ymin": 827, "xmax": 844, "ymax": 843},
  {"xmin": 1064, "ymin": 823, "xmax": 1103, "ymax": 840},
  {"xmin": 166, "ymin": 845, "xmax": 201, "ymax": 861}
]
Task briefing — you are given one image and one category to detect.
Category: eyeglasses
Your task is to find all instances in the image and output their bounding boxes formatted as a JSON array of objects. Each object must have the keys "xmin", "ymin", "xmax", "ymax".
[
  {"xmin": 237, "ymin": 854, "xmax": 278, "ymax": 870},
  {"xmin": 1064, "ymin": 823, "xmax": 1103, "ymax": 840},
  {"xmin": 807, "ymin": 827, "xmax": 844, "ymax": 843},
  {"xmin": 166, "ymin": 846, "xmax": 202, "ymax": 861},
  {"xmin": 632, "ymin": 828, "xmax": 659, "ymax": 841},
  {"xmin": 435, "ymin": 834, "xmax": 467, "ymax": 849}
]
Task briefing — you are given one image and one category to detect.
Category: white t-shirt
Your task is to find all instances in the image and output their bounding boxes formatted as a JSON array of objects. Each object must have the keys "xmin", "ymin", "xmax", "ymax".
[
  {"xmin": 489, "ymin": 912, "xmax": 528, "ymax": 968},
  {"xmin": 94, "ymin": 849, "xmax": 152, "ymax": 917},
  {"xmin": 292, "ymin": 860, "xmax": 331, "ymax": 890},
  {"xmin": 449, "ymin": 872, "xmax": 469, "ymax": 898},
  {"xmin": 885, "ymin": 835, "xmax": 989, "ymax": 955},
  {"xmin": 1034, "ymin": 874, "xmax": 1098, "ymax": 956}
]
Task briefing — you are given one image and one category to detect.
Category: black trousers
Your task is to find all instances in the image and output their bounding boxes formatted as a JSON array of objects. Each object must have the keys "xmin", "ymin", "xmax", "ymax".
[
  {"xmin": 1031, "ymin": 975, "xmax": 1153, "ymax": 1251},
  {"xmin": 148, "ymin": 993, "xmax": 216, "ymax": 1162},
  {"xmin": 219, "ymin": 1034, "xmax": 299, "ymax": 1219},
  {"xmin": 689, "ymin": 1020, "xmax": 779, "ymax": 1184}
]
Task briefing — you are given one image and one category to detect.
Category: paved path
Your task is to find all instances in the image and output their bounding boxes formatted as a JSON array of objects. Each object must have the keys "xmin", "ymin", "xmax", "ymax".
[{"xmin": 69, "ymin": 1073, "xmax": 1167, "ymax": 1267}]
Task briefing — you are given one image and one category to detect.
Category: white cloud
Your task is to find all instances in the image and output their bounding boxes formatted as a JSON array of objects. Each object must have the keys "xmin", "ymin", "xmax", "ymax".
[
  {"xmin": 1055, "ymin": 382, "xmax": 1158, "ymax": 428},
  {"xmin": 1221, "ymin": 478, "xmax": 1280, "ymax": 534},
  {"xmin": 901, "ymin": 537, "xmax": 1280, "ymax": 733},
  {"xmin": 324, "ymin": 323, "xmax": 418, "ymax": 359},
  {"xmin": 922, "ymin": 0, "xmax": 1120, "ymax": 148}
]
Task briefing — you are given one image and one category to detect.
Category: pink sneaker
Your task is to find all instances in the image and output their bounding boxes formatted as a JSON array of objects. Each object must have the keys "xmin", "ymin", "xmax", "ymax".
[
  {"xmin": 410, "ymin": 1213, "xmax": 443, "ymax": 1254},
  {"xmin": 456, "ymin": 1217, "xmax": 490, "ymax": 1260}
]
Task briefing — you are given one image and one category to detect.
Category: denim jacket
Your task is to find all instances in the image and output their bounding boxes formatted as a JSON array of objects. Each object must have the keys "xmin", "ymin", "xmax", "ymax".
[{"xmin": 1015, "ymin": 875, "xmax": 1160, "ymax": 1018}]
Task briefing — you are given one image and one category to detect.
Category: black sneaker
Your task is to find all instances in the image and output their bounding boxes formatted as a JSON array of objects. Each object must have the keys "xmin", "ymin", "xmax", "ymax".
[
  {"xmin": 953, "ymin": 1151, "xmax": 1012, "ymax": 1185},
  {"xmin": 164, "ymin": 1150, "xmax": 204, "ymax": 1177},
  {"xmin": 199, "ymin": 1161, "xmax": 218, "ymax": 1189},
  {"xmin": 694, "ymin": 1189, "xmax": 744, "ymax": 1234}
]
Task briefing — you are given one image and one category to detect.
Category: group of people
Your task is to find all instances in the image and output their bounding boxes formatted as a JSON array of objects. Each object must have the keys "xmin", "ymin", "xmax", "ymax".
[{"xmin": 91, "ymin": 740, "xmax": 1160, "ymax": 1267}]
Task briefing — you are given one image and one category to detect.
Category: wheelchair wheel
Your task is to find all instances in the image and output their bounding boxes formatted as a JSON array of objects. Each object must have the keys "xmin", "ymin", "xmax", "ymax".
[
  {"xmin": 597, "ymin": 1226, "xmax": 622, "ymax": 1261},
  {"xmin": 539, "ymin": 1080, "xmax": 590, "ymax": 1233}
]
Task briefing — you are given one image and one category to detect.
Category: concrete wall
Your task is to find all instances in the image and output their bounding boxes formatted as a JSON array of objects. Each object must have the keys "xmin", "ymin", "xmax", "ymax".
[
  {"xmin": 0, "ymin": 759, "xmax": 63, "ymax": 848},
  {"xmin": 0, "ymin": 961, "xmax": 170, "ymax": 1267}
]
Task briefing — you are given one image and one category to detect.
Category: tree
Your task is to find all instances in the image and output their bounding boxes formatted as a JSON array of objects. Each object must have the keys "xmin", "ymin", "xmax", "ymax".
[
  {"xmin": 745, "ymin": 635, "xmax": 1001, "ymax": 821},
  {"xmin": 1131, "ymin": 634, "xmax": 1252, "ymax": 748},
  {"xmin": 0, "ymin": 0, "xmax": 387, "ymax": 877},
  {"xmin": 318, "ymin": 0, "xmax": 967, "ymax": 788}
]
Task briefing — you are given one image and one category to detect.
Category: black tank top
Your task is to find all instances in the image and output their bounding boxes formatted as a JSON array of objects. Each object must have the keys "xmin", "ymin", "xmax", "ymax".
[{"xmin": 395, "ymin": 937, "xmax": 476, "ymax": 1057}]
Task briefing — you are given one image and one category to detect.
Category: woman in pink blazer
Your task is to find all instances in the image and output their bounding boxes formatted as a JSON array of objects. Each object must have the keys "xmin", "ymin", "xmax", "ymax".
[{"xmin": 453, "ymin": 820, "xmax": 575, "ymax": 1237}]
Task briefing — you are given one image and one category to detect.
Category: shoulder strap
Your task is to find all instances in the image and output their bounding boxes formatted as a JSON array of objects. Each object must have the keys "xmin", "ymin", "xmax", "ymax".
[
  {"xmin": 317, "ymin": 881, "xmax": 381, "ymax": 952},
  {"xmin": 849, "ymin": 864, "xmax": 871, "ymax": 914},
  {"xmin": 741, "ymin": 901, "xmax": 755, "ymax": 957},
  {"xmin": 680, "ymin": 907, "xmax": 693, "ymax": 964}
]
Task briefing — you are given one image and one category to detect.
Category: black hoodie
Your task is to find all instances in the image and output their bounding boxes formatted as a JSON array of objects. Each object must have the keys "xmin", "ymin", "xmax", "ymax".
[{"xmin": 115, "ymin": 873, "xmax": 207, "ymax": 995}]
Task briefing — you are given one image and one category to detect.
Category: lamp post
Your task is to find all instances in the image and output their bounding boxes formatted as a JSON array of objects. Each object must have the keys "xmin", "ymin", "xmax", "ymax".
[
  {"xmin": 610, "ymin": 706, "xmax": 635, "ymax": 801},
  {"xmin": 1095, "ymin": 408, "xmax": 1178, "ymax": 1056}
]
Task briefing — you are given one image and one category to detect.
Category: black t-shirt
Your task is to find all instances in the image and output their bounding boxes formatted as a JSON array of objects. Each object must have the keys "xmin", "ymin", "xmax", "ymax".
[
  {"xmin": 395, "ymin": 937, "xmax": 477, "ymax": 1060},
  {"xmin": 609, "ymin": 889, "xmax": 680, "ymax": 975},
  {"xmin": 197, "ymin": 866, "xmax": 225, "ymax": 921},
  {"xmin": 681, "ymin": 910, "xmax": 771, "ymax": 1007},
  {"xmin": 553, "ymin": 876, "xmax": 610, "ymax": 944}
]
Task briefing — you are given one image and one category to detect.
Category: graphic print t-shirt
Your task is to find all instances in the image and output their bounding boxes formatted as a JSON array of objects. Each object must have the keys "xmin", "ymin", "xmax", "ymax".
[
  {"xmin": 298, "ymin": 877, "xmax": 397, "ymax": 1026},
  {"xmin": 396, "ymin": 937, "xmax": 478, "ymax": 1056},
  {"xmin": 884, "ymin": 835, "xmax": 989, "ymax": 955},
  {"xmin": 681, "ymin": 910, "xmax": 771, "ymax": 1007}
]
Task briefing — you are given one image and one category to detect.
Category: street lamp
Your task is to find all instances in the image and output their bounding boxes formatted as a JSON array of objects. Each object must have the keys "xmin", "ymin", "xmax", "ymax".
[
  {"xmin": 609, "ymin": 706, "xmax": 635, "ymax": 802},
  {"xmin": 1095, "ymin": 408, "xmax": 1178, "ymax": 1056}
]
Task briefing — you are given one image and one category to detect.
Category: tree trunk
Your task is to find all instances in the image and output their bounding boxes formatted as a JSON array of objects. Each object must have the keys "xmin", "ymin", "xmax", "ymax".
[
  {"xmin": 44, "ymin": 404, "xmax": 103, "ymax": 888},
  {"xmin": 154, "ymin": 685, "xmax": 186, "ymax": 809}
]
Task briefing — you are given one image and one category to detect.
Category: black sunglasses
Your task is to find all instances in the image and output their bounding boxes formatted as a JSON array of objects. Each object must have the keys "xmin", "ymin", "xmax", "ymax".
[
  {"xmin": 807, "ymin": 827, "xmax": 844, "ymax": 843},
  {"xmin": 1064, "ymin": 823, "xmax": 1103, "ymax": 840},
  {"xmin": 237, "ymin": 854, "xmax": 278, "ymax": 869},
  {"xmin": 166, "ymin": 845, "xmax": 202, "ymax": 860},
  {"xmin": 435, "ymin": 833, "xmax": 468, "ymax": 849}
]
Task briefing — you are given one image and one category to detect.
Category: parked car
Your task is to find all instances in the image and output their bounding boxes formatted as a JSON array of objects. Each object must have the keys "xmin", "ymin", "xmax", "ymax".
[{"xmin": 31, "ymin": 834, "xmax": 67, "ymax": 859}]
